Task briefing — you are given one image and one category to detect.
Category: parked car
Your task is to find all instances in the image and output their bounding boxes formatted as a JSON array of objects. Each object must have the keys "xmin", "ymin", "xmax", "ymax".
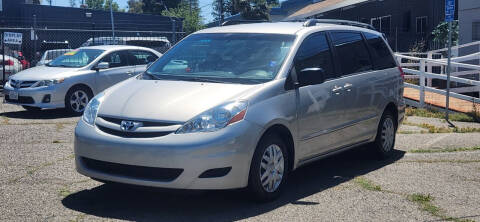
[
  {"xmin": 81, "ymin": 36, "xmax": 171, "ymax": 53},
  {"xmin": 3, "ymin": 45, "xmax": 161, "ymax": 113},
  {"xmin": 12, "ymin": 51, "xmax": 30, "ymax": 69},
  {"xmin": 34, "ymin": 41, "xmax": 72, "ymax": 66},
  {"xmin": 74, "ymin": 20, "xmax": 405, "ymax": 201},
  {"xmin": 36, "ymin": 49, "xmax": 73, "ymax": 66},
  {"xmin": 0, "ymin": 55, "xmax": 22, "ymax": 82}
]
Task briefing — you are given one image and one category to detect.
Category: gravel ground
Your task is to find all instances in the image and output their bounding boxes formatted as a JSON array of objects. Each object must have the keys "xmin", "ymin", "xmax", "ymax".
[{"xmin": 1, "ymin": 102, "xmax": 480, "ymax": 222}]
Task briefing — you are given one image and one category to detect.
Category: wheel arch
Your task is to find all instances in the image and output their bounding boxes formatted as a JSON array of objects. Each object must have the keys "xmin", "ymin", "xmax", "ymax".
[
  {"xmin": 258, "ymin": 123, "xmax": 295, "ymax": 172},
  {"xmin": 384, "ymin": 102, "xmax": 399, "ymax": 128}
]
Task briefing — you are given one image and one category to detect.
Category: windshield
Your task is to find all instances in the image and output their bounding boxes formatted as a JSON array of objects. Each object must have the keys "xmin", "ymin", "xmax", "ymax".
[
  {"xmin": 47, "ymin": 49, "xmax": 104, "ymax": 68},
  {"xmin": 144, "ymin": 33, "xmax": 295, "ymax": 84}
]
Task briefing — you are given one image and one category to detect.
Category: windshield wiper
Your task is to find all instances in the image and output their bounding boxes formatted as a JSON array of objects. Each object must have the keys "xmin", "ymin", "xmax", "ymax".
[
  {"xmin": 142, "ymin": 72, "xmax": 161, "ymax": 80},
  {"xmin": 178, "ymin": 76, "xmax": 227, "ymax": 83}
]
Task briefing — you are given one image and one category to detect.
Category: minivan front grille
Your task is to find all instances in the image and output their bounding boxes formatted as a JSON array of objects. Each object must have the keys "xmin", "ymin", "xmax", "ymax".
[
  {"xmin": 99, "ymin": 116, "xmax": 177, "ymax": 127},
  {"xmin": 96, "ymin": 125, "xmax": 172, "ymax": 138},
  {"xmin": 95, "ymin": 116, "xmax": 179, "ymax": 138},
  {"xmin": 81, "ymin": 157, "xmax": 183, "ymax": 182}
]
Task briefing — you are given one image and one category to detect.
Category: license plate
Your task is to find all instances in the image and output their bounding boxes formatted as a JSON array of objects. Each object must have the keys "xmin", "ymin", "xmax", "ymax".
[{"xmin": 9, "ymin": 91, "xmax": 18, "ymax": 100}]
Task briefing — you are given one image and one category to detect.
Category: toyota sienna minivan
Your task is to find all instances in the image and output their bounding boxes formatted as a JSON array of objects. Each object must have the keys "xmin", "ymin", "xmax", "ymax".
[{"xmin": 74, "ymin": 20, "xmax": 405, "ymax": 201}]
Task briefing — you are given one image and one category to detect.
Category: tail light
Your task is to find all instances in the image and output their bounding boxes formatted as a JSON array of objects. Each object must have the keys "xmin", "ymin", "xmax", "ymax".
[
  {"xmin": 398, "ymin": 66, "xmax": 405, "ymax": 81},
  {"xmin": 3, "ymin": 60, "xmax": 14, "ymax": 66}
]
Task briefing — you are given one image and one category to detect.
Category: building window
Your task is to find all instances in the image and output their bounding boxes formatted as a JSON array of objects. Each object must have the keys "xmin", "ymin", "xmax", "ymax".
[
  {"xmin": 371, "ymin": 15, "xmax": 391, "ymax": 36},
  {"xmin": 473, "ymin": 22, "xmax": 480, "ymax": 41},
  {"xmin": 416, "ymin": 16, "xmax": 428, "ymax": 34}
]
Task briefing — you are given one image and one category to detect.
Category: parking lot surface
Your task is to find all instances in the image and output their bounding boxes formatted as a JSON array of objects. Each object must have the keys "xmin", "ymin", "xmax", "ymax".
[{"xmin": 1, "ymin": 101, "xmax": 479, "ymax": 222}]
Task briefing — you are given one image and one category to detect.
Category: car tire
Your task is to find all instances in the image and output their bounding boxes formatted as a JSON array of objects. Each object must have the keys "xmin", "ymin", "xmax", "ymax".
[
  {"xmin": 65, "ymin": 85, "xmax": 93, "ymax": 115},
  {"xmin": 248, "ymin": 133, "xmax": 289, "ymax": 202},
  {"xmin": 372, "ymin": 111, "xmax": 397, "ymax": 159},
  {"xmin": 22, "ymin": 105, "xmax": 41, "ymax": 112}
]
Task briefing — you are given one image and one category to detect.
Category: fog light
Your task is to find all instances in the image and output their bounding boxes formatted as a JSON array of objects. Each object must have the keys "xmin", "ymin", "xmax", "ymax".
[{"xmin": 42, "ymin": 94, "xmax": 51, "ymax": 103}]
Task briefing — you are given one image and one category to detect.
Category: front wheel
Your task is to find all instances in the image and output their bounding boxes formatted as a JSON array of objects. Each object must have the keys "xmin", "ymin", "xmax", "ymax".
[
  {"xmin": 248, "ymin": 133, "xmax": 289, "ymax": 202},
  {"xmin": 372, "ymin": 111, "xmax": 397, "ymax": 159},
  {"xmin": 65, "ymin": 86, "xmax": 92, "ymax": 115}
]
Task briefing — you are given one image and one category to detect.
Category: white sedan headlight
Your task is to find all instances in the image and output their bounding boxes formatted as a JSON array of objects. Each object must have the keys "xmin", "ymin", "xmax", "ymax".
[
  {"xmin": 176, "ymin": 100, "xmax": 248, "ymax": 134},
  {"xmin": 82, "ymin": 92, "xmax": 105, "ymax": 126},
  {"xmin": 31, "ymin": 78, "xmax": 65, "ymax": 87}
]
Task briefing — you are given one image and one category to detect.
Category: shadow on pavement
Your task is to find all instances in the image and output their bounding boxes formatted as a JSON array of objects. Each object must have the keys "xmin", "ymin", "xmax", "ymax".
[
  {"xmin": 62, "ymin": 147, "xmax": 405, "ymax": 221},
  {"xmin": 1, "ymin": 108, "xmax": 78, "ymax": 119}
]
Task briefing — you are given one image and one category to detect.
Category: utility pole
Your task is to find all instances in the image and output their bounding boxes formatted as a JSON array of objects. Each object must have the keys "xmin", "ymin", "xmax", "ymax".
[
  {"xmin": 219, "ymin": 0, "xmax": 224, "ymax": 25},
  {"xmin": 445, "ymin": 0, "xmax": 455, "ymax": 122},
  {"xmin": 110, "ymin": 0, "xmax": 115, "ymax": 44}
]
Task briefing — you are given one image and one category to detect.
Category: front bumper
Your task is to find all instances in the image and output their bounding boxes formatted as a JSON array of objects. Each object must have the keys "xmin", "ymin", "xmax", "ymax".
[
  {"xmin": 74, "ymin": 119, "xmax": 263, "ymax": 190},
  {"xmin": 2, "ymin": 83, "xmax": 65, "ymax": 109}
]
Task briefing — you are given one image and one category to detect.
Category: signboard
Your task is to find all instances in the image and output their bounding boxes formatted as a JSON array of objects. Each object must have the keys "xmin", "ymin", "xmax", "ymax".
[
  {"xmin": 445, "ymin": 0, "xmax": 455, "ymax": 22},
  {"xmin": 3, "ymin": 32, "xmax": 23, "ymax": 45}
]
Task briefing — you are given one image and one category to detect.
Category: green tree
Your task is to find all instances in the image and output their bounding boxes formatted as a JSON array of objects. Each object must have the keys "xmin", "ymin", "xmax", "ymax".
[
  {"xmin": 212, "ymin": 0, "xmax": 237, "ymax": 22},
  {"xmin": 162, "ymin": 0, "xmax": 203, "ymax": 34},
  {"xmin": 128, "ymin": 0, "xmax": 144, "ymax": 13},
  {"xmin": 85, "ymin": 0, "xmax": 105, "ymax": 10},
  {"xmin": 69, "ymin": 0, "xmax": 77, "ymax": 7},
  {"xmin": 234, "ymin": 0, "xmax": 270, "ymax": 20},
  {"xmin": 104, "ymin": 0, "xmax": 123, "ymax": 12},
  {"xmin": 432, "ymin": 21, "xmax": 459, "ymax": 47},
  {"xmin": 142, "ymin": 0, "xmax": 182, "ymax": 14}
]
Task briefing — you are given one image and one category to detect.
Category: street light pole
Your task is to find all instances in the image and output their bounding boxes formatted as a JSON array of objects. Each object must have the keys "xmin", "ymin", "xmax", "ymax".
[{"xmin": 110, "ymin": 0, "xmax": 116, "ymax": 44}]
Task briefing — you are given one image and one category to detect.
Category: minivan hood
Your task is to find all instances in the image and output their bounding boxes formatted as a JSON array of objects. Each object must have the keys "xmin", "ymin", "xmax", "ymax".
[
  {"xmin": 10, "ymin": 65, "xmax": 80, "ymax": 81},
  {"xmin": 98, "ymin": 79, "xmax": 259, "ymax": 122}
]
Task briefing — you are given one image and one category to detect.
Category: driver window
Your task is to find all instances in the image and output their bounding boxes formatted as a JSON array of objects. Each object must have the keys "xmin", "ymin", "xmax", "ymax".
[{"xmin": 294, "ymin": 32, "xmax": 335, "ymax": 80}]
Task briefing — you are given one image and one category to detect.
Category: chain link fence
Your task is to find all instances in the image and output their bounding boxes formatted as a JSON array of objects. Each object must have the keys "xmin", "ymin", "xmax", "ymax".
[{"xmin": 1, "ymin": 27, "xmax": 185, "ymax": 83}]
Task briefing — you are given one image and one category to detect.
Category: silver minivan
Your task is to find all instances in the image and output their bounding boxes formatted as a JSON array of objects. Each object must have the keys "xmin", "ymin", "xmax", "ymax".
[
  {"xmin": 74, "ymin": 20, "xmax": 405, "ymax": 201},
  {"xmin": 3, "ymin": 45, "xmax": 161, "ymax": 114}
]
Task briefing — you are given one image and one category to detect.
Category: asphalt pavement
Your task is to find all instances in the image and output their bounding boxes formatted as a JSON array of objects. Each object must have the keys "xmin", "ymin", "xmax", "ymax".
[{"xmin": 1, "ymin": 102, "xmax": 479, "ymax": 222}]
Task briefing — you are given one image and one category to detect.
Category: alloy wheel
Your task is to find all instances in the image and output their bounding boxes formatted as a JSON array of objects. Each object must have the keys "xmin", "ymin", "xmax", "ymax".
[{"xmin": 69, "ymin": 90, "xmax": 89, "ymax": 113}]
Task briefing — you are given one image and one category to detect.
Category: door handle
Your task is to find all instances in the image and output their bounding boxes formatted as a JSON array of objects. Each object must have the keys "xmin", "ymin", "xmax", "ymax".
[
  {"xmin": 126, "ymin": 71, "xmax": 133, "ymax": 75},
  {"xmin": 332, "ymin": 85, "xmax": 343, "ymax": 95},
  {"xmin": 344, "ymin": 83, "xmax": 353, "ymax": 91}
]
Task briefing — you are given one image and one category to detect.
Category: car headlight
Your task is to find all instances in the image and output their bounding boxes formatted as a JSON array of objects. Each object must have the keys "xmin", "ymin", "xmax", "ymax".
[
  {"xmin": 82, "ymin": 92, "xmax": 105, "ymax": 126},
  {"xmin": 31, "ymin": 78, "xmax": 65, "ymax": 87},
  {"xmin": 176, "ymin": 100, "xmax": 248, "ymax": 134}
]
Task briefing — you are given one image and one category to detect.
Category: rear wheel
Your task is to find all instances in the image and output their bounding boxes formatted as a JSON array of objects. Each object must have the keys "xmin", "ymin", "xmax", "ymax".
[
  {"xmin": 372, "ymin": 111, "xmax": 397, "ymax": 159},
  {"xmin": 248, "ymin": 133, "xmax": 289, "ymax": 202},
  {"xmin": 22, "ymin": 106, "xmax": 41, "ymax": 112},
  {"xmin": 65, "ymin": 86, "xmax": 92, "ymax": 115}
]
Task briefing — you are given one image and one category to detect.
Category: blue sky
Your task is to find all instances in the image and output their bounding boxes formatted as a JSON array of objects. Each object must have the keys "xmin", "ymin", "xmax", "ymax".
[{"xmin": 43, "ymin": 0, "xmax": 215, "ymax": 23}]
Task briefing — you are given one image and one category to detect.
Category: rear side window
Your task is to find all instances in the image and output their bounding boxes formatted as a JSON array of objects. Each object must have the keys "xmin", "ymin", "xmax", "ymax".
[
  {"xmin": 128, "ymin": 50, "xmax": 158, "ymax": 65},
  {"xmin": 295, "ymin": 32, "xmax": 335, "ymax": 79},
  {"xmin": 364, "ymin": 32, "xmax": 397, "ymax": 70},
  {"xmin": 331, "ymin": 32, "xmax": 372, "ymax": 76}
]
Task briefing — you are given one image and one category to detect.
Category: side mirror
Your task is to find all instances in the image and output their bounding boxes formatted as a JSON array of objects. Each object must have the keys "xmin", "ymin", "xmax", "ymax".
[
  {"xmin": 296, "ymin": 67, "xmax": 325, "ymax": 87},
  {"xmin": 94, "ymin": 62, "xmax": 109, "ymax": 70}
]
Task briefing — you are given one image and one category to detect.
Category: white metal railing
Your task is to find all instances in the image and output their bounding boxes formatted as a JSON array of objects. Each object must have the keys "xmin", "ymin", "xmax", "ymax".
[{"xmin": 395, "ymin": 44, "xmax": 480, "ymax": 109}]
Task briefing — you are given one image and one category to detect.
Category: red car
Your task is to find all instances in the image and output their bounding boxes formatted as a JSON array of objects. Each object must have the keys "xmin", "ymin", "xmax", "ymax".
[{"xmin": 12, "ymin": 51, "xmax": 30, "ymax": 69}]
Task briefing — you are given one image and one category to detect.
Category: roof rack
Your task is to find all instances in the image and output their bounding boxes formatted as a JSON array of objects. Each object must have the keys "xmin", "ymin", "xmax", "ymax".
[
  {"xmin": 221, "ymin": 20, "xmax": 269, "ymax": 26},
  {"xmin": 289, "ymin": 19, "xmax": 376, "ymax": 30}
]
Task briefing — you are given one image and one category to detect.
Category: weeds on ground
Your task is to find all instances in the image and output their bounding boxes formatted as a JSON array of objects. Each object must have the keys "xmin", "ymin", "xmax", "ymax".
[
  {"xmin": 402, "ymin": 122, "xmax": 480, "ymax": 133},
  {"xmin": 408, "ymin": 146, "xmax": 480, "ymax": 153},
  {"xmin": 406, "ymin": 108, "xmax": 477, "ymax": 123},
  {"xmin": 353, "ymin": 177, "xmax": 382, "ymax": 191}
]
